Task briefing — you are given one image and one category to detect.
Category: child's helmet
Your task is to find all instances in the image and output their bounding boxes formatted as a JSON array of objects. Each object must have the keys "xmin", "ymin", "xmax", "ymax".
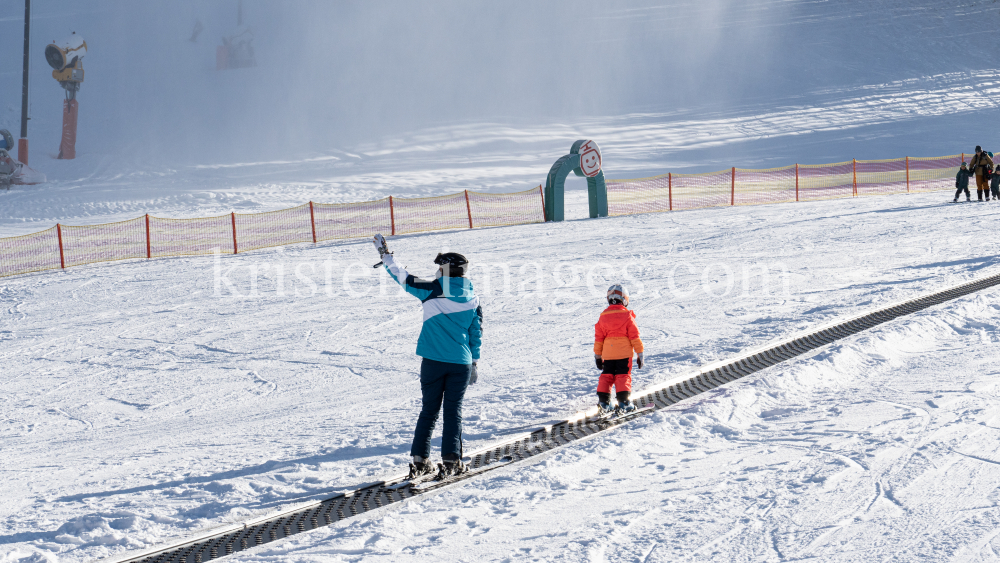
[{"xmin": 607, "ymin": 284, "xmax": 629, "ymax": 306}]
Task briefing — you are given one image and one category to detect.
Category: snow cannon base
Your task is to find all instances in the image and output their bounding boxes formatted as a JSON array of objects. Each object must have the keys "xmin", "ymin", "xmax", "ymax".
[{"xmin": 0, "ymin": 149, "xmax": 46, "ymax": 187}]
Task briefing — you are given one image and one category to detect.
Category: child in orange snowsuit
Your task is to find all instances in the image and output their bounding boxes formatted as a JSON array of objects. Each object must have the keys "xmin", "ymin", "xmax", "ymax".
[{"xmin": 594, "ymin": 284, "xmax": 644, "ymax": 413}]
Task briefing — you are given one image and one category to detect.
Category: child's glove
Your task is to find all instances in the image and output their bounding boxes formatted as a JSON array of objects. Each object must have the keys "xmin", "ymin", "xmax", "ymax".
[
  {"xmin": 636, "ymin": 352, "xmax": 644, "ymax": 369},
  {"xmin": 595, "ymin": 356, "xmax": 603, "ymax": 370},
  {"xmin": 469, "ymin": 362, "xmax": 478, "ymax": 385}
]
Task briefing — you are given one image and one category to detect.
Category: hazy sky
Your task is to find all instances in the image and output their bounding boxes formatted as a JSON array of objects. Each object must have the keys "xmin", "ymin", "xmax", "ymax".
[{"xmin": 0, "ymin": 0, "xmax": 990, "ymax": 166}]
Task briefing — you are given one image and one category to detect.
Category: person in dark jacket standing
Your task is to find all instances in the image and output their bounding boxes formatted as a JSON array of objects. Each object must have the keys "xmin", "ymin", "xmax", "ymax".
[
  {"xmin": 955, "ymin": 162, "xmax": 972, "ymax": 202},
  {"xmin": 969, "ymin": 146, "xmax": 994, "ymax": 201},
  {"xmin": 373, "ymin": 234, "xmax": 483, "ymax": 481}
]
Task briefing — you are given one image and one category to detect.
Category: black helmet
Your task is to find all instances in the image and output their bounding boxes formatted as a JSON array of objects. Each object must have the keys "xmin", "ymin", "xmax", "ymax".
[{"xmin": 434, "ymin": 252, "xmax": 469, "ymax": 277}]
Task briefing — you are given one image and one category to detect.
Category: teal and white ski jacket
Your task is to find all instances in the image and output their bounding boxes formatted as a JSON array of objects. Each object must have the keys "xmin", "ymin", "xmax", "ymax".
[{"xmin": 383, "ymin": 254, "xmax": 482, "ymax": 365}]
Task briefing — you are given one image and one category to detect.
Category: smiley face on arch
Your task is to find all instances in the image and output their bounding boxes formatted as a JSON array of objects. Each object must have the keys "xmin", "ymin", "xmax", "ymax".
[{"xmin": 579, "ymin": 140, "xmax": 602, "ymax": 177}]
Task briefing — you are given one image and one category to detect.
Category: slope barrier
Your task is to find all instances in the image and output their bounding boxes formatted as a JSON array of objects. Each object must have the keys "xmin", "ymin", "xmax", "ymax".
[
  {"xmin": 102, "ymin": 267, "xmax": 1000, "ymax": 563},
  {"xmin": 0, "ymin": 187, "xmax": 546, "ymax": 278},
  {"xmin": 0, "ymin": 153, "xmax": 967, "ymax": 280},
  {"xmin": 606, "ymin": 154, "xmax": 962, "ymax": 214}
]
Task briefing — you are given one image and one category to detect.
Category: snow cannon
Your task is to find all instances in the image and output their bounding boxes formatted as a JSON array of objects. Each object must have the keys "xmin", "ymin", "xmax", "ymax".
[
  {"xmin": 45, "ymin": 33, "xmax": 87, "ymax": 76},
  {"xmin": 46, "ymin": 32, "xmax": 86, "ymax": 160},
  {"xmin": 0, "ymin": 129, "xmax": 46, "ymax": 187},
  {"xmin": 544, "ymin": 140, "xmax": 608, "ymax": 221}
]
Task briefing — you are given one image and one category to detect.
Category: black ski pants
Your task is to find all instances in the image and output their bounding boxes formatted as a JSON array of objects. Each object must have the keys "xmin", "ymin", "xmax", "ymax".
[
  {"xmin": 411, "ymin": 358, "xmax": 471, "ymax": 461},
  {"xmin": 955, "ymin": 185, "xmax": 970, "ymax": 199}
]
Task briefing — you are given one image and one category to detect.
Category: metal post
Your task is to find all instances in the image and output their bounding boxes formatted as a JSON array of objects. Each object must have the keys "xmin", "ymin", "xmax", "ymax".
[
  {"xmin": 231, "ymin": 212, "xmax": 238, "ymax": 254},
  {"xmin": 145, "ymin": 214, "xmax": 151, "ymax": 258},
  {"xmin": 852, "ymin": 159, "xmax": 857, "ymax": 196},
  {"xmin": 18, "ymin": 0, "xmax": 30, "ymax": 165},
  {"xmin": 389, "ymin": 196, "xmax": 396, "ymax": 236},
  {"xmin": 668, "ymin": 173, "xmax": 672, "ymax": 211},
  {"xmin": 731, "ymin": 167, "xmax": 736, "ymax": 205},
  {"xmin": 464, "ymin": 190, "xmax": 473, "ymax": 229},
  {"xmin": 309, "ymin": 201, "xmax": 317, "ymax": 243},
  {"xmin": 56, "ymin": 223, "xmax": 65, "ymax": 269},
  {"xmin": 905, "ymin": 157, "xmax": 910, "ymax": 192},
  {"xmin": 795, "ymin": 164, "xmax": 799, "ymax": 202},
  {"xmin": 538, "ymin": 185, "xmax": 546, "ymax": 221}
]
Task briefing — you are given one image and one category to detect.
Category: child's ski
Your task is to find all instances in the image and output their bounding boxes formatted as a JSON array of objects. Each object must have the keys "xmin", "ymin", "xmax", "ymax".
[{"xmin": 592, "ymin": 403, "xmax": 655, "ymax": 424}]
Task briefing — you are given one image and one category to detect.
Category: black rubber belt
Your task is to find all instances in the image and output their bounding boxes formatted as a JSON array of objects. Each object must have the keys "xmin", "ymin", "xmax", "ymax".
[{"xmin": 104, "ymin": 272, "xmax": 1000, "ymax": 563}]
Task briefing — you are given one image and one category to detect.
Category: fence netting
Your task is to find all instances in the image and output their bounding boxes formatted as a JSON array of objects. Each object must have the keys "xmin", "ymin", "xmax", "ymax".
[
  {"xmin": 236, "ymin": 204, "xmax": 313, "ymax": 253},
  {"xmin": 468, "ymin": 186, "xmax": 545, "ymax": 228},
  {"xmin": 0, "ymin": 226, "xmax": 62, "ymax": 277},
  {"xmin": 62, "ymin": 217, "xmax": 146, "ymax": 268},
  {"xmin": 0, "ymin": 155, "xmax": 965, "ymax": 278},
  {"xmin": 607, "ymin": 154, "xmax": 962, "ymax": 215},
  {"xmin": 314, "ymin": 199, "xmax": 393, "ymax": 242}
]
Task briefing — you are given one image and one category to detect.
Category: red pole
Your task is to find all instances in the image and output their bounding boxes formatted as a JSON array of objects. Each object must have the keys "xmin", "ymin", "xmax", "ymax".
[
  {"xmin": 668, "ymin": 173, "xmax": 672, "ymax": 211},
  {"xmin": 389, "ymin": 196, "xmax": 396, "ymax": 236},
  {"xmin": 309, "ymin": 201, "xmax": 317, "ymax": 243},
  {"xmin": 538, "ymin": 185, "xmax": 546, "ymax": 221},
  {"xmin": 145, "ymin": 213, "xmax": 151, "ymax": 259},
  {"xmin": 231, "ymin": 212, "xmax": 238, "ymax": 254},
  {"xmin": 905, "ymin": 157, "xmax": 910, "ymax": 192},
  {"xmin": 57, "ymin": 99, "xmax": 78, "ymax": 160},
  {"xmin": 464, "ymin": 190, "xmax": 473, "ymax": 229},
  {"xmin": 731, "ymin": 167, "xmax": 736, "ymax": 206},
  {"xmin": 795, "ymin": 164, "xmax": 799, "ymax": 202},
  {"xmin": 57, "ymin": 223, "xmax": 65, "ymax": 269},
  {"xmin": 852, "ymin": 159, "xmax": 857, "ymax": 196}
]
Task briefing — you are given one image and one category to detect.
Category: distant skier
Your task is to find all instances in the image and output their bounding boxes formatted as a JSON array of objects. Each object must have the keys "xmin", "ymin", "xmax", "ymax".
[
  {"xmin": 372, "ymin": 234, "xmax": 482, "ymax": 480},
  {"xmin": 968, "ymin": 146, "xmax": 994, "ymax": 201},
  {"xmin": 955, "ymin": 162, "xmax": 972, "ymax": 202},
  {"xmin": 990, "ymin": 165, "xmax": 1000, "ymax": 201},
  {"xmin": 594, "ymin": 284, "xmax": 644, "ymax": 415}
]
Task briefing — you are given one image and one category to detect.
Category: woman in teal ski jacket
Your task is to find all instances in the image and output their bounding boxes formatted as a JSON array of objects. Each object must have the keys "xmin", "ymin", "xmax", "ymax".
[{"xmin": 373, "ymin": 235, "xmax": 482, "ymax": 480}]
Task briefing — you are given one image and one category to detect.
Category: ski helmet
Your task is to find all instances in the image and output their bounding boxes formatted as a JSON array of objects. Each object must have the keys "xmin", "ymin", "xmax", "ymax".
[
  {"xmin": 607, "ymin": 284, "xmax": 629, "ymax": 306},
  {"xmin": 434, "ymin": 252, "xmax": 469, "ymax": 277}
]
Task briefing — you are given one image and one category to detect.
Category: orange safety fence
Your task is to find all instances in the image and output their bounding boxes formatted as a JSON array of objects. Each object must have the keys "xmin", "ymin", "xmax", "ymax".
[
  {"xmin": 608, "ymin": 154, "xmax": 964, "ymax": 216},
  {"xmin": 0, "ymin": 185, "xmax": 545, "ymax": 279},
  {"xmin": 0, "ymin": 153, "xmax": 969, "ymax": 280}
]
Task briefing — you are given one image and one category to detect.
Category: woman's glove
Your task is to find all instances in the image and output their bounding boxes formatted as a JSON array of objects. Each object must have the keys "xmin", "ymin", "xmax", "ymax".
[
  {"xmin": 636, "ymin": 352, "xmax": 644, "ymax": 369},
  {"xmin": 595, "ymin": 356, "xmax": 604, "ymax": 370},
  {"xmin": 469, "ymin": 362, "xmax": 478, "ymax": 385}
]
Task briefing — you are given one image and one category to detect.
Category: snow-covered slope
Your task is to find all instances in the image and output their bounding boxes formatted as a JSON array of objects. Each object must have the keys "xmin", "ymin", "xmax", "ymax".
[
  {"xmin": 3, "ymin": 190, "xmax": 1000, "ymax": 562},
  {"xmin": 4, "ymin": 0, "xmax": 1000, "ymax": 561}
]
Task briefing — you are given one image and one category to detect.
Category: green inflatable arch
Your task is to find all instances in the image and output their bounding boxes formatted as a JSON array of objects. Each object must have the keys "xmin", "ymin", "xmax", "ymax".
[{"xmin": 544, "ymin": 140, "xmax": 608, "ymax": 222}]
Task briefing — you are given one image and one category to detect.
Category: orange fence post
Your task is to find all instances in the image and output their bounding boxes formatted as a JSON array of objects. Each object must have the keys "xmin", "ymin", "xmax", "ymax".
[
  {"xmin": 852, "ymin": 159, "xmax": 857, "ymax": 196},
  {"xmin": 795, "ymin": 164, "xmax": 799, "ymax": 202},
  {"xmin": 731, "ymin": 167, "xmax": 736, "ymax": 205},
  {"xmin": 56, "ymin": 223, "xmax": 65, "ymax": 269},
  {"xmin": 145, "ymin": 213, "xmax": 151, "ymax": 258},
  {"xmin": 538, "ymin": 185, "xmax": 546, "ymax": 221},
  {"xmin": 905, "ymin": 157, "xmax": 910, "ymax": 192},
  {"xmin": 389, "ymin": 196, "xmax": 396, "ymax": 236},
  {"xmin": 668, "ymin": 173, "xmax": 672, "ymax": 211},
  {"xmin": 309, "ymin": 201, "xmax": 317, "ymax": 243},
  {"xmin": 231, "ymin": 212, "xmax": 238, "ymax": 254},
  {"xmin": 464, "ymin": 190, "xmax": 473, "ymax": 229}
]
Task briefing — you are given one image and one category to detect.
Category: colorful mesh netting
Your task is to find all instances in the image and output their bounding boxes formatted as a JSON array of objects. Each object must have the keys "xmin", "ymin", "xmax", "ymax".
[{"xmin": 0, "ymin": 155, "xmax": 969, "ymax": 279}]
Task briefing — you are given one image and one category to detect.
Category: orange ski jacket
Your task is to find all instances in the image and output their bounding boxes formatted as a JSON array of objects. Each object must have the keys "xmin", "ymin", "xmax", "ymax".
[{"xmin": 593, "ymin": 304, "xmax": 644, "ymax": 360}]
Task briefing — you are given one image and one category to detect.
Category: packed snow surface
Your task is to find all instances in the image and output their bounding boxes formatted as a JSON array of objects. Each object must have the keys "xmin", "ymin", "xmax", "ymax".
[
  {"xmin": 5, "ymin": 0, "xmax": 1000, "ymax": 561},
  {"xmin": 4, "ymin": 189, "xmax": 1000, "ymax": 562}
]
